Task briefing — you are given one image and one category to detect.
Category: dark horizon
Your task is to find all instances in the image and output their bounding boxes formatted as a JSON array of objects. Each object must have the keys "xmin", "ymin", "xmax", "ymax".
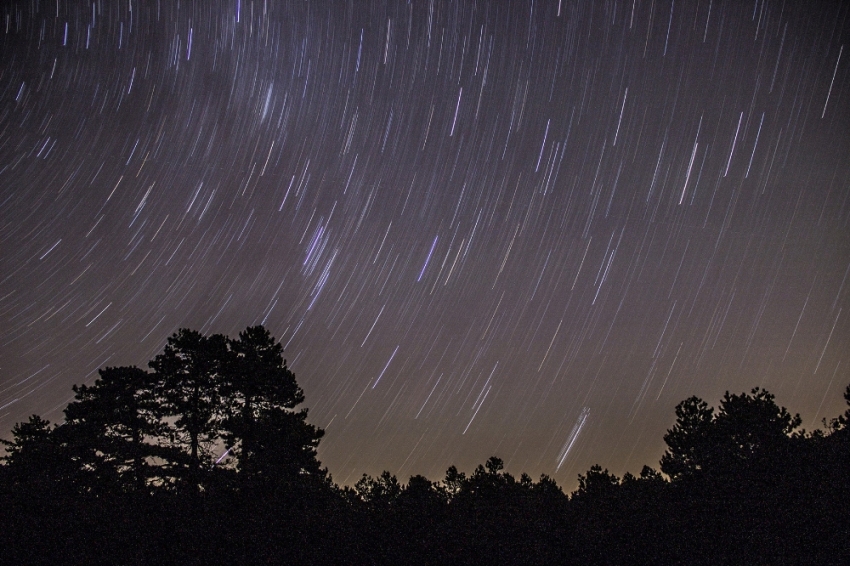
[{"xmin": 2, "ymin": 0, "xmax": 849, "ymax": 490}]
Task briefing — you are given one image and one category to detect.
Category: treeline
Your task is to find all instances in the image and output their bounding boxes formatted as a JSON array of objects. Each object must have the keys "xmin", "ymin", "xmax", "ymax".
[{"xmin": 1, "ymin": 326, "xmax": 848, "ymax": 564}]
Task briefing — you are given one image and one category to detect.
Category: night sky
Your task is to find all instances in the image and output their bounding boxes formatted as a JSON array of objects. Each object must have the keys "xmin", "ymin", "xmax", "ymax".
[{"xmin": 2, "ymin": 0, "xmax": 849, "ymax": 488}]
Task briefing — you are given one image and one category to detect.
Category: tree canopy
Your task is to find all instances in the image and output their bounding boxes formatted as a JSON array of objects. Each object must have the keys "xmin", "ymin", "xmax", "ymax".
[{"xmin": 661, "ymin": 387, "xmax": 802, "ymax": 480}]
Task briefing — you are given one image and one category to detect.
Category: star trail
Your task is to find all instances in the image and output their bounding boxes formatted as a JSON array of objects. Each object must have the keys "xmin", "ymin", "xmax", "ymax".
[{"xmin": 1, "ymin": 0, "xmax": 848, "ymax": 487}]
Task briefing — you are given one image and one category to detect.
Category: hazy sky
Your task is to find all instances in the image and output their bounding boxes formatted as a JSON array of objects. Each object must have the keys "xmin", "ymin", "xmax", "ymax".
[{"xmin": 2, "ymin": 0, "xmax": 848, "ymax": 488}]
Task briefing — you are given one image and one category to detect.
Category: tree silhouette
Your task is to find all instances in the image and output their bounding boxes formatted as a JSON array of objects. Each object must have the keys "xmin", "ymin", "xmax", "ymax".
[
  {"xmin": 660, "ymin": 395, "xmax": 715, "ymax": 479},
  {"xmin": 63, "ymin": 366, "xmax": 167, "ymax": 491},
  {"xmin": 148, "ymin": 329, "xmax": 229, "ymax": 488},
  {"xmin": 0, "ymin": 415, "xmax": 65, "ymax": 487},
  {"xmin": 712, "ymin": 388, "xmax": 800, "ymax": 471},
  {"xmin": 442, "ymin": 464, "xmax": 467, "ymax": 498},
  {"xmin": 660, "ymin": 388, "xmax": 801, "ymax": 480},
  {"xmin": 460, "ymin": 456, "xmax": 517, "ymax": 500},
  {"xmin": 833, "ymin": 383, "xmax": 850, "ymax": 431},
  {"xmin": 399, "ymin": 474, "xmax": 446, "ymax": 506},
  {"xmin": 239, "ymin": 406, "xmax": 326, "ymax": 489},
  {"xmin": 355, "ymin": 470, "xmax": 402, "ymax": 507},
  {"xmin": 219, "ymin": 326, "xmax": 323, "ymax": 487},
  {"xmin": 573, "ymin": 464, "xmax": 620, "ymax": 499}
]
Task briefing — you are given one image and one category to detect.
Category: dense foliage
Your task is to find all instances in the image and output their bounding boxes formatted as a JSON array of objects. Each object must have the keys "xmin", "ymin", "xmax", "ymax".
[{"xmin": 1, "ymin": 326, "xmax": 848, "ymax": 564}]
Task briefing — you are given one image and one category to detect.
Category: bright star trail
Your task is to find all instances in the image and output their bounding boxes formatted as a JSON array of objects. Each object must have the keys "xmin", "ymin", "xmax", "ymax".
[{"xmin": 1, "ymin": 0, "xmax": 848, "ymax": 488}]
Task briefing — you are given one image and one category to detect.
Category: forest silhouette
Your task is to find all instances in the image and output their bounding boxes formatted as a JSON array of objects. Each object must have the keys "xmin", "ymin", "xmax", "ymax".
[{"xmin": 1, "ymin": 326, "xmax": 848, "ymax": 564}]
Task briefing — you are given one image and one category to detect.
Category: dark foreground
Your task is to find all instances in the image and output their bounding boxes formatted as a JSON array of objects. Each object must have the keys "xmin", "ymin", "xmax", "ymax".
[{"xmin": 2, "ymin": 429, "xmax": 848, "ymax": 565}]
